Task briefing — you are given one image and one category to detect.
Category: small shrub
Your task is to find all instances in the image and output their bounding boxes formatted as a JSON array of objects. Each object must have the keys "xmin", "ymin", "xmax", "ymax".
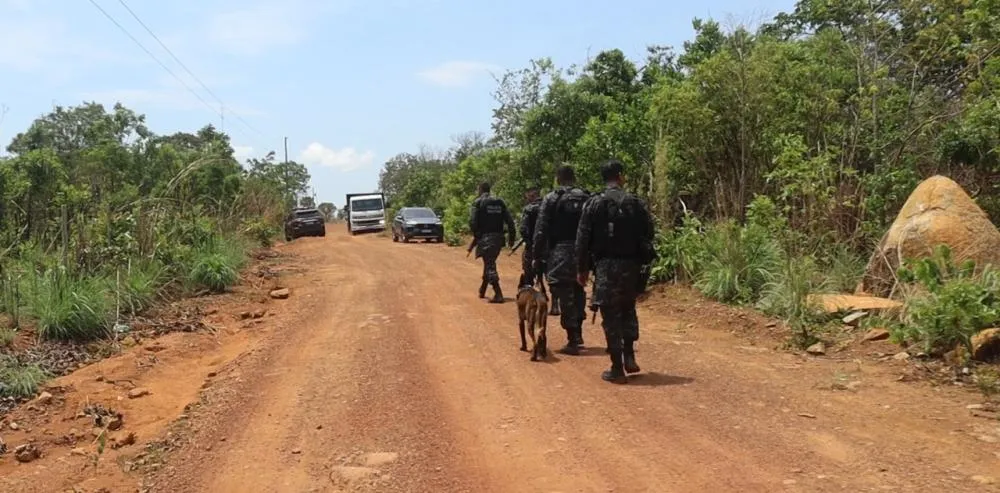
[
  {"xmin": 745, "ymin": 195, "xmax": 787, "ymax": 236},
  {"xmin": 187, "ymin": 239, "xmax": 245, "ymax": 293},
  {"xmin": 695, "ymin": 221, "xmax": 783, "ymax": 304},
  {"xmin": 0, "ymin": 328, "xmax": 15, "ymax": 348},
  {"xmin": 0, "ymin": 356, "xmax": 49, "ymax": 398},
  {"xmin": 444, "ymin": 230, "xmax": 463, "ymax": 247},
  {"xmin": 189, "ymin": 254, "xmax": 239, "ymax": 293},
  {"xmin": 758, "ymin": 256, "xmax": 829, "ymax": 348},
  {"xmin": 820, "ymin": 243, "xmax": 866, "ymax": 293},
  {"xmin": 115, "ymin": 261, "xmax": 166, "ymax": 315},
  {"xmin": 975, "ymin": 366, "xmax": 1000, "ymax": 400},
  {"xmin": 28, "ymin": 268, "xmax": 111, "ymax": 342},
  {"xmin": 650, "ymin": 213, "xmax": 707, "ymax": 284},
  {"xmin": 243, "ymin": 219, "xmax": 279, "ymax": 247},
  {"xmin": 893, "ymin": 245, "xmax": 1000, "ymax": 354}
]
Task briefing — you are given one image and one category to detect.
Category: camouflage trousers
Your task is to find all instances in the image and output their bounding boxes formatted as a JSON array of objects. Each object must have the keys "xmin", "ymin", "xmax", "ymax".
[
  {"xmin": 476, "ymin": 234, "xmax": 503, "ymax": 283},
  {"xmin": 600, "ymin": 299, "xmax": 639, "ymax": 353},
  {"xmin": 593, "ymin": 258, "xmax": 642, "ymax": 352},
  {"xmin": 481, "ymin": 253, "xmax": 499, "ymax": 283},
  {"xmin": 550, "ymin": 282, "xmax": 585, "ymax": 332}
]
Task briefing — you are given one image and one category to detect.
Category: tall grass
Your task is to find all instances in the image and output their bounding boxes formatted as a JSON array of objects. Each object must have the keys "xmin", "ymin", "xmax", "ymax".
[
  {"xmin": 115, "ymin": 261, "xmax": 167, "ymax": 316},
  {"xmin": 0, "ymin": 271, "xmax": 25, "ymax": 328},
  {"xmin": 0, "ymin": 328, "xmax": 15, "ymax": 348},
  {"xmin": 186, "ymin": 237, "xmax": 247, "ymax": 293},
  {"xmin": 28, "ymin": 267, "xmax": 111, "ymax": 342},
  {"xmin": 819, "ymin": 243, "xmax": 866, "ymax": 293},
  {"xmin": 758, "ymin": 256, "xmax": 829, "ymax": 347},
  {"xmin": 0, "ymin": 355, "xmax": 49, "ymax": 398},
  {"xmin": 694, "ymin": 221, "xmax": 783, "ymax": 304}
]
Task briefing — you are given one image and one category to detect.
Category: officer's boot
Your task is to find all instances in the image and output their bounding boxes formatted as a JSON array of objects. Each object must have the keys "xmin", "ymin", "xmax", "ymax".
[
  {"xmin": 549, "ymin": 297, "xmax": 561, "ymax": 316},
  {"xmin": 623, "ymin": 339, "xmax": 640, "ymax": 374},
  {"xmin": 478, "ymin": 280, "xmax": 489, "ymax": 299},
  {"xmin": 489, "ymin": 281, "xmax": 504, "ymax": 304},
  {"xmin": 602, "ymin": 348, "xmax": 627, "ymax": 384},
  {"xmin": 558, "ymin": 328, "xmax": 581, "ymax": 356}
]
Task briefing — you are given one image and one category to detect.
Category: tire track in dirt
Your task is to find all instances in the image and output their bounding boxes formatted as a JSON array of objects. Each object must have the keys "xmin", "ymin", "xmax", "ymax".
[{"xmin": 152, "ymin": 234, "xmax": 484, "ymax": 493}]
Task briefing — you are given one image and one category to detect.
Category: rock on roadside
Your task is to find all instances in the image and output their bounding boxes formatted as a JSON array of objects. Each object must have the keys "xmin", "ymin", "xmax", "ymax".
[
  {"xmin": 971, "ymin": 328, "xmax": 1000, "ymax": 362},
  {"xmin": 14, "ymin": 443, "xmax": 41, "ymax": 463},
  {"xmin": 862, "ymin": 328, "xmax": 891, "ymax": 342},
  {"xmin": 127, "ymin": 388, "xmax": 151, "ymax": 399},
  {"xmin": 270, "ymin": 288, "xmax": 290, "ymax": 300},
  {"xmin": 34, "ymin": 391, "xmax": 54, "ymax": 406},
  {"xmin": 806, "ymin": 342, "xmax": 826, "ymax": 355}
]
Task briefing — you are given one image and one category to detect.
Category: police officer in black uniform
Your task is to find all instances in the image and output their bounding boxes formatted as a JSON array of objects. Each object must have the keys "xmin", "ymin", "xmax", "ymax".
[
  {"xmin": 532, "ymin": 165, "xmax": 590, "ymax": 355},
  {"xmin": 518, "ymin": 186, "xmax": 542, "ymax": 288},
  {"xmin": 470, "ymin": 181, "xmax": 516, "ymax": 303},
  {"xmin": 576, "ymin": 159, "xmax": 656, "ymax": 384}
]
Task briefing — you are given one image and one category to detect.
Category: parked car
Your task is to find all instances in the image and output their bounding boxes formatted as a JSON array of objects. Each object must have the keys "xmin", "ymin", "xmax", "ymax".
[
  {"xmin": 284, "ymin": 208, "xmax": 326, "ymax": 241},
  {"xmin": 391, "ymin": 207, "xmax": 444, "ymax": 243}
]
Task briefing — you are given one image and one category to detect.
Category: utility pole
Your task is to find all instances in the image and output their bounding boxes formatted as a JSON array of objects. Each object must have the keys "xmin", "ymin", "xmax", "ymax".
[
  {"xmin": 283, "ymin": 137, "xmax": 292, "ymax": 208},
  {"xmin": 0, "ymin": 104, "xmax": 8, "ymax": 157},
  {"xmin": 220, "ymin": 107, "xmax": 225, "ymax": 132}
]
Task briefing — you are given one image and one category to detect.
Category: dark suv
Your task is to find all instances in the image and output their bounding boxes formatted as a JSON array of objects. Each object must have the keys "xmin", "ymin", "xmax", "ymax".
[
  {"xmin": 391, "ymin": 207, "xmax": 444, "ymax": 243},
  {"xmin": 284, "ymin": 208, "xmax": 326, "ymax": 241}
]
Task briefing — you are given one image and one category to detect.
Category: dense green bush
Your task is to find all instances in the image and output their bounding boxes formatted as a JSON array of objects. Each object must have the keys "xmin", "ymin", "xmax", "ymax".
[{"xmin": 893, "ymin": 246, "xmax": 1000, "ymax": 354}]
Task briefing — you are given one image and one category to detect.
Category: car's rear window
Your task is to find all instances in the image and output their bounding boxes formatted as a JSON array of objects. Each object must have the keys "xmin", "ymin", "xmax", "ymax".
[{"xmin": 294, "ymin": 210, "xmax": 322, "ymax": 218}]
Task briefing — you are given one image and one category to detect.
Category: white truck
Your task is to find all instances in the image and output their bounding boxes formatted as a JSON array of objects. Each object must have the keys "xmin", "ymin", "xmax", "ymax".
[{"xmin": 345, "ymin": 192, "xmax": 386, "ymax": 235}]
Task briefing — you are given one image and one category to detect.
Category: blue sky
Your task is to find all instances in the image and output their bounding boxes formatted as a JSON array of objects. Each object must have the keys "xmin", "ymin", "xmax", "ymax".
[{"xmin": 0, "ymin": 0, "xmax": 795, "ymax": 208}]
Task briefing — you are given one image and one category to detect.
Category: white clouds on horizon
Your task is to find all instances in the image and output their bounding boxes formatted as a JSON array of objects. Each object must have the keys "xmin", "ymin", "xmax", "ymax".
[
  {"xmin": 232, "ymin": 145, "xmax": 256, "ymax": 163},
  {"xmin": 299, "ymin": 143, "xmax": 375, "ymax": 172},
  {"xmin": 417, "ymin": 60, "xmax": 500, "ymax": 88}
]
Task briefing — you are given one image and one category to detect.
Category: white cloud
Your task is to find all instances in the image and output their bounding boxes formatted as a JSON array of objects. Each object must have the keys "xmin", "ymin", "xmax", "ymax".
[
  {"xmin": 417, "ymin": 60, "xmax": 500, "ymax": 88},
  {"xmin": 298, "ymin": 143, "xmax": 374, "ymax": 172},
  {"xmin": 232, "ymin": 145, "xmax": 255, "ymax": 163}
]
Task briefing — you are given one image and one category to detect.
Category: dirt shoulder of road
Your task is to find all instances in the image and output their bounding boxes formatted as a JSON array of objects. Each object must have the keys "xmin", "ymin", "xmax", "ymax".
[{"xmin": 0, "ymin": 246, "xmax": 312, "ymax": 492}]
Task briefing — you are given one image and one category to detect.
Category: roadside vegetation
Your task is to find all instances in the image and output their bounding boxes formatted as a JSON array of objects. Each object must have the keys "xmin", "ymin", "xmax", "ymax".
[
  {"xmin": 0, "ymin": 102, "xmax": 310, "ymax": 401},
  {"xmin": 376, "ymin": 0, "xmax": 1000, "ymax": 390}
]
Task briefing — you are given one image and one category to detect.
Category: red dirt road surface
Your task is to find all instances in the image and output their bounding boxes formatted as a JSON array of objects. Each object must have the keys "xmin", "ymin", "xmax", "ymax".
[{"xmin": 2, "ymin": 228, "xmax": 1000, "ymax": 492}]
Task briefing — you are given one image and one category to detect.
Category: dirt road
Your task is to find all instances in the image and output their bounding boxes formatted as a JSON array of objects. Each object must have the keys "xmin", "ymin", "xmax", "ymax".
[{"xmin": 4, "ymin": 228, "xmax": 1000, "ymax": 492}]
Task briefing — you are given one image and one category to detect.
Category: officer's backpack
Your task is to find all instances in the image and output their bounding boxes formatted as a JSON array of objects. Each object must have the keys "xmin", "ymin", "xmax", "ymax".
[
  {"xmin": 554, "ymin": 188, "xmax": 588, "ymax": 224},
  {"xmin": 601, "ymin": 188, "xmax": 653, "ymax": 263}
]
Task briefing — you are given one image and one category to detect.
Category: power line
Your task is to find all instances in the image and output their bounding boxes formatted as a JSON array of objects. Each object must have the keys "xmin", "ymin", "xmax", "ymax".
[
  {"xmin": 83, "ymin": 0, "xmax": 251, "ymax": 140},
  {"xmin": 114, "ymin": 0, "xmax": 265, "ymax": 138}
]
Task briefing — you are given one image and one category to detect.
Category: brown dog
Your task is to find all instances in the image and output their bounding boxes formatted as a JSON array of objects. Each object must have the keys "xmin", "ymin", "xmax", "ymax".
[{"xmin": 516, "ymin": 280, "xmax": 549, "ymax": 362}]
